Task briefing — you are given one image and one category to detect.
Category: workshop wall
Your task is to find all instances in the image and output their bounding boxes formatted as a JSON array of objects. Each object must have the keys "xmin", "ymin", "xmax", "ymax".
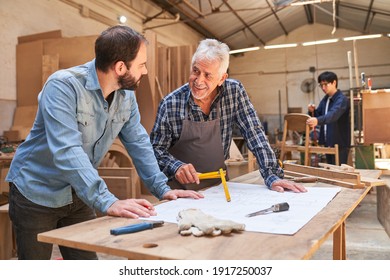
[
  {"xmin": 229, "ymin": 24, "xmax": 390, "ymax": 142},
  {"xmin": 0, "ymin": 0, "xmax": 202, "ymax": 136}
]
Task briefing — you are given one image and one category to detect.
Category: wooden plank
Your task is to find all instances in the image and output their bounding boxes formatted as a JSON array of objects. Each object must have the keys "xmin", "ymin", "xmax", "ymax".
[
  {"xmin": 11, "ymin": 105, "xmax": 38, "ymax": 129},
  {"xmin": 0, "ymin": 204, "xmax": 13, "ymax": 260},
  {"xmin": 284, "ymin": 163, "xmax": 365, "ymax": 189},
  {"xmin": 284, "ymin": 163, "xmax": 361, "ymax": 181},
  {"xmin": 170, "ymin": 46, "xmax": 180, "ymax": 90},
  {"xmin": 356, "ymin": 169, "xmax": 382, "ymax": 179},
  {"xmin": 318, "ymin": 162, "xmax": 355, "ymax": 172},
  {"xmin": 157, "ymin": 44, "xmax": 169, "ymax": 95},
  {"xmin": 318, "ymin": 164, "xmax": 385, "ymax": 187},
  {"xmin": 0, "ymin": 167, "xmax": 9, "ymax": 194},
  {"xmin": 362, "ymin": 90, "xmax": 390, "ymax": 144},
  {"xmin": 42, "ymin": 54, "xmax": 59, "ymax": 86},
  {"xmin": 363, "ymin": 109, "xmax": 390, "ymax": 143},
  {"xmin": 308, "ymin": 146, "xmax": 338, "ymax": 155},
  {"xmin": 18, "ymin": 30, "xmax": 62, "ymax": 44},
  {"xmin": 17, "ymin": 40, "xmax": 44, "ymax": 106},
  {"xmin": 360, "ymin": 176, "xmax": 386, "ymax": 187},
  {"xmin": 98, "ymin": 167, "xmax": 134, "ymax": 177},
  {"xmin": 284, "ymin": 170, "xmax": 360, "ymax": 188},
  {"xmin": 247, "ymin": 151, "xmax": 256, "ymax": 172},
  {"xmin": 44, "ymin": 35, "xmax": 96, "ymax": 69},
  {"xmin": 333, "ymin": 222, "xmax": 346, "ymax": 260}
]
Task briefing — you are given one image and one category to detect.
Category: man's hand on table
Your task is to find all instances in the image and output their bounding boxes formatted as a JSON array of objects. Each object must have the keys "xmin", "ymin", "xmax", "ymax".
[
  {"xmin": 106, "ymin": 189, "xmax": 203, "ymax": 219},
  {"xmin": 271, "ymin": 179, "xmax": 308, "ymax": 193},
  {"xmin": 107, "ymin": 199, "xmax": 157, "ymax": 219}
]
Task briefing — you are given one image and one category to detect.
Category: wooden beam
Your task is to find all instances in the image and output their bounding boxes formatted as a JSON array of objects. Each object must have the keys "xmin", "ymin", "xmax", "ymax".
[{"xmin": 284, "ymin": 163, "xmax": 365, "ymax": 189}]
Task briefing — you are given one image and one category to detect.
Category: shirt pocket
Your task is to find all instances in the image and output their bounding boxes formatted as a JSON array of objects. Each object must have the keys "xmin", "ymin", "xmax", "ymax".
[
  {"xmin": 77, "ymin": 112, "xmax": 96, "ymax": 144},
  {"xmin": 111, "ymin": 108, "xmax": 131, "ymax": 139}
]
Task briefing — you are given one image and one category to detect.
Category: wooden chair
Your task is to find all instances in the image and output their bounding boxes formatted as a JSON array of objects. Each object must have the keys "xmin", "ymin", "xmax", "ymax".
[
  {"xmin": 279, "ymin": 113, "xmax": 311, "ymax": 166},
  {"xmin": 279, "ymin": 113, "xmax": 340, "ymax": 166},
  {"xmin": 309, "ymin": 144, "xmax": 339, "ymax": 166}
]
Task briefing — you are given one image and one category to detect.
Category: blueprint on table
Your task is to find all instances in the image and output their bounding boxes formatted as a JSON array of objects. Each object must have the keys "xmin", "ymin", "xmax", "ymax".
[{"xmin": 142, "ymin": 182, "xmax": 341, "ymax": 235}]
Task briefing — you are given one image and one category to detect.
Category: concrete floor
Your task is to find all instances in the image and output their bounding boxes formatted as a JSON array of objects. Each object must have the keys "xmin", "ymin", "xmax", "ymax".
[
  {"xmin": 48, "ymin": 187, "xmax": 390, "ymax": 260},
  {"xmin": 311, "ymin": 187, "xmax": 390, "ymax": 260}
]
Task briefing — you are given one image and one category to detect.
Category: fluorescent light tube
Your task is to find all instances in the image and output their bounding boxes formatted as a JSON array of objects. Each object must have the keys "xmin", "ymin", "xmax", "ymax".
[
  {"xmin": 302, "ymin": 38, "xmax": 339, "ymax": 46},
  {"xmin": 343, "ymin": 34, "xmax": 382, "ymax": 41},
  {"xmin": 291, "ymin": 0, "xmax": 331, "ymax": 6},
  {"xmin": 229, "ymin": 46, "xmax": 260, "ymax": 54},
  {"xmin": 264, "ymin": 43, "xmax": 298, "ymax": 49}
]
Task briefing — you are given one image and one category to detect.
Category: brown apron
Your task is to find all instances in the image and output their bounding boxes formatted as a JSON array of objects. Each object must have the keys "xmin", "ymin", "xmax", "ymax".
[{"xmin": 168, "ymin": 101, "xmax": 226, "ymax": 190}]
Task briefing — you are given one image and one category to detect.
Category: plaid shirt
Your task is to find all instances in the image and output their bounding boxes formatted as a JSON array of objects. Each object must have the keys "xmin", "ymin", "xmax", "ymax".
[{"xmin": 150, "ymin": 78, "xmax": 283, "ymax": 188}]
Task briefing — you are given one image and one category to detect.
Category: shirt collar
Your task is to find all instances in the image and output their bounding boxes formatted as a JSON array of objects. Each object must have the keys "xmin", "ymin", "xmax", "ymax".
[
  {"xmin": 85, "ymin": 59, "xmax": 128, "ymax": 98},
  {"xmin": 85, "ymin": 59, "xmax": 101, "ymax": 91}
]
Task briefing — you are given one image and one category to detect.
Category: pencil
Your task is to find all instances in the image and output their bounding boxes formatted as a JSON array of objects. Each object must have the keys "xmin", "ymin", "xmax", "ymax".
[{"xmin": 219, "ymin": 168, "xmax": 231, "ymax": 202}]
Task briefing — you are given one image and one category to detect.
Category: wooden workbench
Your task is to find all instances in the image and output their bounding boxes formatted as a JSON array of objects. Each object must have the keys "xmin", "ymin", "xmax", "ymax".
[{"xmin": 37, "ymin": 170, "xmax": 380, "ymax": 260}]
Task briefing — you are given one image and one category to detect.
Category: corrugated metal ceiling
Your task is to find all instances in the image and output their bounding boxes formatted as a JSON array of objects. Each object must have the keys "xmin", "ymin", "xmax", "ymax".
[{"xmin": 147, "ymin": 0, "xmax": 390, "ymax": 50}]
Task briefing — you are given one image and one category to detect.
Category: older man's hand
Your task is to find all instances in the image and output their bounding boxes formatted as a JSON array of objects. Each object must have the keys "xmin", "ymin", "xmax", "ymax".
[
  {"xmin": 271, "ymin": 179, "xmax": 307, "ymax": 193},
  {"xmin": 163, "ymin": 189, "xmax": 204, "ymax": 200}
]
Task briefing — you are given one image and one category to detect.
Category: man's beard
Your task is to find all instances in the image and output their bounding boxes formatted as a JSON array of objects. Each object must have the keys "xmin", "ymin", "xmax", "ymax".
[{"xmin": 118, "ymin": 71, "xmax": 141, "ymax": 90}]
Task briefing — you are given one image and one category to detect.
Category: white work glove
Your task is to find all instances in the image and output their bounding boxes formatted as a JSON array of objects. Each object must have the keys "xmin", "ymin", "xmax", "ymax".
[{"xmin": 177, "ymin": 208, "xmax": 245, "ymax": 237}]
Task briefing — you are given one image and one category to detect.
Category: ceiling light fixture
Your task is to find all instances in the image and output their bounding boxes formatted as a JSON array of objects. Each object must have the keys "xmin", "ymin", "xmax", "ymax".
[
  {"xmin": 343, "ymin": 34, "xmax": 382, "ymax": 41},
  {"xmin": 118, "ymin": 15, "xmax": 127, "ymax": 24},
  {"xmin": 264, "ymin": 43, "xmax": 298, "ymax": 49},
  {"xmin": 229, "ymin": 46, "xmax": 260, "ymax": 55},
  {"xmin": 229, "ymin": 33, "xmax": 384, "ymax": 54},
  {"xmin": 302, "ymin": 38, "xmax": 339, "ymax": 46}
]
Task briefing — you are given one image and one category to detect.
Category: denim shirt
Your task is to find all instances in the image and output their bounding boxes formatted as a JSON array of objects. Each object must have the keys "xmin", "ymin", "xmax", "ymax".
[
  {"xmin": 6, "ymin": 59, "xmax": 170, "ymax": 213},
  {"xmin": 313, "ymin": 90, "xmax": 350, "ymax": 148}
]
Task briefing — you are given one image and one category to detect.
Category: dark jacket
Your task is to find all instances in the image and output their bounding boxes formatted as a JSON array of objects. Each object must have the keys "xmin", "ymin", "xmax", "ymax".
[{"xmin": 313, "ymin": 90, "xmax": 350, "ymax": 148}]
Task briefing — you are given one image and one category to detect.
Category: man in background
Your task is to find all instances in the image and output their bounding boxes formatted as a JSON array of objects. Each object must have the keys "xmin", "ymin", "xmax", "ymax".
[{"xmin": 307, "ymin": 71, "xmax": 351, "ymax": 165}]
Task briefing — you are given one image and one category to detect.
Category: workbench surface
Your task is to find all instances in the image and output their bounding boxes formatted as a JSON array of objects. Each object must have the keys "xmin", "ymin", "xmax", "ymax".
[{"xmin": 37, "ymin": 170, "xmax": 378, "ymax": 260}]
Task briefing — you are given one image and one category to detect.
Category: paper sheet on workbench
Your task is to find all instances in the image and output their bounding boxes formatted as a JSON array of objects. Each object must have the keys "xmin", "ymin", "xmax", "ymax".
[{"xmin": 143, "ymin": 182, "xmax": 341, "ymax": 235}]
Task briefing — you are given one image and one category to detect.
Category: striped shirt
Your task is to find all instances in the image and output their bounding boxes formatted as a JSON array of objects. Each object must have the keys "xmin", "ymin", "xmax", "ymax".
[{"xmin": 150, "ymin": 79, "xmax": 283, "ymax": 188}]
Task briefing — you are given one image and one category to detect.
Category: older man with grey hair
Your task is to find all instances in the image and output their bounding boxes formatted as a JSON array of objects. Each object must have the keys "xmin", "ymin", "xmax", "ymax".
[{"xmin": 151, "ymin": 39, "xmax": 306, "ymax": 193}]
